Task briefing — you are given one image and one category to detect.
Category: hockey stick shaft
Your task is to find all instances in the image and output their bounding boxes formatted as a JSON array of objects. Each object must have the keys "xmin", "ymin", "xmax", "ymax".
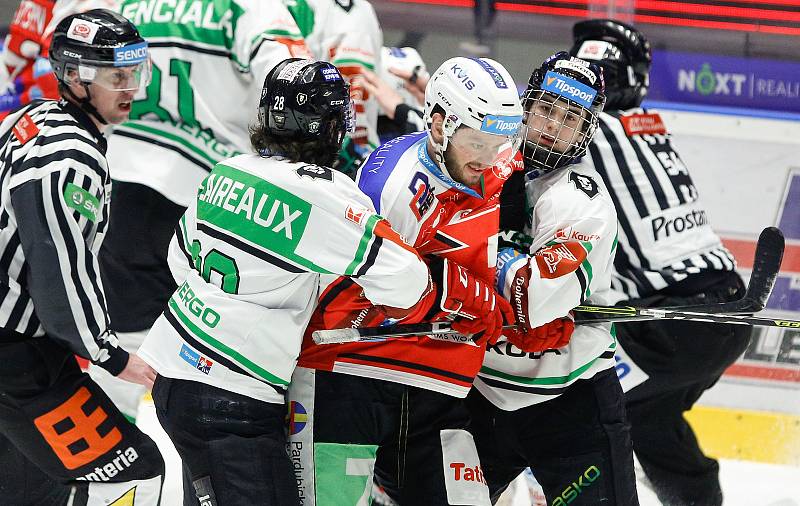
[
  {"xmin": 312, "ymin": 312, "xmax": 800, "ymax": 344},
  {"xmin": 313, "ymin": 227, "xmax": 785, "ymax": 344}
]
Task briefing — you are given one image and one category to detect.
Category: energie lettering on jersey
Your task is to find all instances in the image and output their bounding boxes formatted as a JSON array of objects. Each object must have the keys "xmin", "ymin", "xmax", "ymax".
[{"xmin": 120, "ymin": 0, "xmax": 239, "ymax": 41}]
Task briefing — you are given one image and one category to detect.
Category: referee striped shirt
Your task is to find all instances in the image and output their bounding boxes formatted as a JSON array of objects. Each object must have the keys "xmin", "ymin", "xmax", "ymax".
[
  {"xmin": 586, "ymin": 108, "xmax": 736, "ymax": 299},
  {"xmin": 0, "ymin": 99, "xmax": 127, "ymax": 374}
]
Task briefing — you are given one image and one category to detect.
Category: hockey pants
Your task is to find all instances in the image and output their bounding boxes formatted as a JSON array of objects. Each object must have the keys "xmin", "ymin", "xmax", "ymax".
[
  {"xmin": 152, "ymin": 375, "xmax": 299, "ymax": 506},
  {"xmin": 467, "ymin": 367, "xmax": 639, "ymax": 505},
  {"xmin": 0, "ymin": 338, "xmax": 164, "ymax": 505}
]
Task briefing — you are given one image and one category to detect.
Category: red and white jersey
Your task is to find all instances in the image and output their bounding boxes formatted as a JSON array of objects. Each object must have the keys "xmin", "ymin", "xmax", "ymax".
[{"xmin": 298, "ymin": 131, "xmax": 522, "ymax": 397}]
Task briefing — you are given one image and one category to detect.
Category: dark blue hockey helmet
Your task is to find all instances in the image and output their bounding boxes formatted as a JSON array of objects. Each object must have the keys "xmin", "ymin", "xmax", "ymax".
[{"xmin": 521, "ymin": 51, "xmax": 606, "ymax": 177}]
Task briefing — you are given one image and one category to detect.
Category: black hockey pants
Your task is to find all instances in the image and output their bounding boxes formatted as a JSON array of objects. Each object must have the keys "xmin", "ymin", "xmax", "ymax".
[
  {"xmin": 152, "ymin": 375, "xmax": 299, "ymax": 506},
  {"xmin": 0, "ymin": 337, "xmax": 164, "ymax": 505},
  {"xmin": 467, "ymin": 367, "xmax": 639, "ymax": 505}
]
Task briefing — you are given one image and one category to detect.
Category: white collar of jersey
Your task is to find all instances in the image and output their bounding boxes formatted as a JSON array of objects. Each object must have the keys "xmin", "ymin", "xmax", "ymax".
[{"xmin": 416, "ymin": 141, "xmax": 482, "ymax": 199}]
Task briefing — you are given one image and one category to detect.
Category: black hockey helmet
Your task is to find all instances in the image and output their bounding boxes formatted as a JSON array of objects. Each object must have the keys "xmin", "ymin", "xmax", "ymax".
[
  {"xmin": 570, "ymin": 18, "xmax": 651, "ymax": 110},
  {"xmin": 259, "ymin": 58, "xmax": 354, "ymax": 150},
  {"xmin": 49, "ymin": 9, "xmax": 149, "ymax": 88},
  {"xmin": 521, "ymin": 51, "xmax": 606, "ymax": 177}
]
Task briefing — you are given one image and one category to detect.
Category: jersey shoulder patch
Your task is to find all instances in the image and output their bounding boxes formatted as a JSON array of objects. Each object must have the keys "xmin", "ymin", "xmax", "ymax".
[
  {"xmin": 12, "ymin": 114, "xmax": 39, "ymax": 145},
  {"xmin": 295, "ymin": 164, "xmax": 334, "ymax": 182},
  {"xmin": 534, "ymin": 241, "xmax": 587, "ymax": 279},
  {"xmin": 64, "ymin": 182, "xmax": 100, "ymax": 222},
  {"xmin": 568, "ymin": 171, "xmax": 599, "ymax": 199},
  {"xmin": 620, "ymin": 112, "xmax": 666, "ymax": 136}
]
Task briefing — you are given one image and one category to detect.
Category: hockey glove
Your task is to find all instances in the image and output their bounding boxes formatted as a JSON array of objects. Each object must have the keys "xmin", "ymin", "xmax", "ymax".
[
  {"xmin": 505, "ymin": 313, "xmax": 575, "ymax": 352},
  {"xmin": 439, "ymin": 258, "xmax": 514, "ymax": 345}
]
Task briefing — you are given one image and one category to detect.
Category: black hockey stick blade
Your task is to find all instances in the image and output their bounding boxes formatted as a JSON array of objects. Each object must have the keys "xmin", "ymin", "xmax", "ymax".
[{"xmin": 737, "ymin": 226, "xmax": 784, "ymax": 312}]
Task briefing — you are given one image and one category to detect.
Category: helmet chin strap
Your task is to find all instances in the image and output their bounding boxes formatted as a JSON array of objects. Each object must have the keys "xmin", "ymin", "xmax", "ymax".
[{"xmin": 64, "ymin": 83, "xmax": 109, "ymax": 126}]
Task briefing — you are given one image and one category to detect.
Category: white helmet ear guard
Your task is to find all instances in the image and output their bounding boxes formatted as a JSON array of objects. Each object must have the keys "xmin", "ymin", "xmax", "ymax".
[{"xmin": 423, "ymin": 57, "xmax": 523, "ymax": 175}]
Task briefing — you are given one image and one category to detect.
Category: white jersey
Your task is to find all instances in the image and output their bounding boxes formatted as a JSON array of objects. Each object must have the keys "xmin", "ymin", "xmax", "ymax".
[
  {"xmin": 283, "ymin": 0, "xmax": 382, "ymax": 149},
  {"xmin": 138, "ymin": 154, "xmax": 430, "ymax": 404},
  {"xmin": 110, "ymin": 0, "xmax": 312, "ymax": 207},
  {"xmin": 475, "ymin": 161, "xmax": 619, "ymax": 411}
]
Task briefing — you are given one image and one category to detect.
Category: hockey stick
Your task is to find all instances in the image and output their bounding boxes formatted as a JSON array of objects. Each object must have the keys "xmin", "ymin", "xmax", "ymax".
[
  {"xmin": 575, "ymin": 226, "xmax": 784, "ymax": 322},
  {"xmin": 312, "ymin": 227, "xmax": 785, "ymax": 344}
]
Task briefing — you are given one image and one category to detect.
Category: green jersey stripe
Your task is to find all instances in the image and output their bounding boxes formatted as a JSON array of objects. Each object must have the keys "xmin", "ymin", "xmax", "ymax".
[
  {"xmin": 117, "ymin": 123, "xmax": 221, "ymax": 166},
  {"xmin": 580, "ymin": 240, "xmax": 594, "ymax": 299},
  {"xmin": 479, "ymin": 347, "xmax": 612, "ymax": 386},
  {"xmin": 332, "ymin": 58, "xmax": 376, "ymax": 70},
  {"xmin": 168, "ymin": 298, "xmax": 289, "ymax": 386},
  {"xmin": 344, "ymin": 214, "xmax": 381, "ymax": 275}
]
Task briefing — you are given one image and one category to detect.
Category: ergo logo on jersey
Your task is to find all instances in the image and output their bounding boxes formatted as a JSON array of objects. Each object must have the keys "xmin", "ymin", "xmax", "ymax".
[
  {"xmin": 542, "ymin": 71, "xmax": 597, "ymax": 109},
  {"xmin": 114, "ymin": 42, "xmax": 148, "ymax": 66}
]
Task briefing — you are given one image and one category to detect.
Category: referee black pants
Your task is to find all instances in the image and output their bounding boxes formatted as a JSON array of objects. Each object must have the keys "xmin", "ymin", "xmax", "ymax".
[{"xmin": 616, "ymin": 271, "xmax": 753, "ymax": 506}]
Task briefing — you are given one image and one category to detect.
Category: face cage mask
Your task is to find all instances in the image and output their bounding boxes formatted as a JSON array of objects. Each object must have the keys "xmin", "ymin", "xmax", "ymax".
[
  {"xmin": 521, "ymin": 90, "xmax": 599, "ymax": 178},
  {"xmin": 71, "ymin": 59, "xmax": 152, "ymax": 92}
]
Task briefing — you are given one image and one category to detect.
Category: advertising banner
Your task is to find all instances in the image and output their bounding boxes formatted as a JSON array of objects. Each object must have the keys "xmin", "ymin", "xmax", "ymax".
[{"xmin": 649, "ymin": 50, "xmax": 800, "ymax": 114}]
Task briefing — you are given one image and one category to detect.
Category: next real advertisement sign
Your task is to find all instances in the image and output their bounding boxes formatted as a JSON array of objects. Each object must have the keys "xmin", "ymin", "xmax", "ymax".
[{"xmin": 648, "ymin": 50, "xmax": 800, "ymax": 113}]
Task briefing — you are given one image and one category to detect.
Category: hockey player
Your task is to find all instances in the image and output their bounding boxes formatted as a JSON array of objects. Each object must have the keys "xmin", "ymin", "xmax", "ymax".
[
  {"xmin": 84, "ymin": 0, "xmax": 313, "ymax": 421},
  {"xmin": 570, "ymin": 19, "xmax": 752, "ymax": 506},
  {"xmin": 289, "ymin": 57, "xmax": 572, "ymax": 506},
  {"xmin": 468, "ymin": 52, "xmax": 639, "ymax": 505},
  {"xmin": 137, "ymin": 58, "xmax": 441, "ymax": 506},
  {"xmin": 282, "ymin": 0, "xmax": 383, "ymax": 174},
  {"xmin": 0, "ymin": 10, "xmax": 164, "ymax": 504}
]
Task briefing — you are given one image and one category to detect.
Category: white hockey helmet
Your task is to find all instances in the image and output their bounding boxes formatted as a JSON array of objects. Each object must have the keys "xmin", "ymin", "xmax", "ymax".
[
  {"xmin": 380, "ymin": 46, "xmax": 427, "ymax": 109},
  {"xmin": 423, "ymin": 57, "xmax": 523, "ymax": 175}
]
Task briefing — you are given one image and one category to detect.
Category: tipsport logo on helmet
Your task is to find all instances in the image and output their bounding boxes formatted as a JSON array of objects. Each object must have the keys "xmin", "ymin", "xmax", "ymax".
[
  {"xmin": 113, "ymin": 41, "xmax": 148, "ymax": 66},
  {"xmin": 469, "ymin": 58, "xmax": 508, "ymax": 89},
  {"xmin": 480, "ymin": 114, "xmax": 522, "ymax": 135},
  {"xmin": 542, "ymin": 71, "xmax": 597, "ymax": 109}
]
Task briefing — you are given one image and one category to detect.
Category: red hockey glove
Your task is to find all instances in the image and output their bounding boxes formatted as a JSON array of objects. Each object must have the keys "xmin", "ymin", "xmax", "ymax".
[
  {"xmin": 506, "ymin": 313, "xmax": 575, "ymax": 352},
  {"xmin": 439, "ymin": 258, "xmax": 514, "ymax": 345}
]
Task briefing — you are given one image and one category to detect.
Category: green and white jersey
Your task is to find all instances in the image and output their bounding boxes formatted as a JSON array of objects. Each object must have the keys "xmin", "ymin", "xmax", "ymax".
[
  {"xmin": 283, "ymin": 0, "xmax": 382, "ymax": 149},
  {"xmin": 109, "ymin": 0, "xmax": 312, "ymax": 207},
  {"xmin": 138, "ymin": 154, "xmax": 430, "ymax": 403},
  {"xmin": 476, "ymin": 161, "xmax": 619, "ymax": 411}
]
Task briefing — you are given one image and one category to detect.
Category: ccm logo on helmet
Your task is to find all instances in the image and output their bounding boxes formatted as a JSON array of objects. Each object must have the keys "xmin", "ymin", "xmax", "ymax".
[
  {"xmin": 542, "ymin": 71, "xmax": 597, "ymax": 109},
  {"xmin": 113, "ymin": 42, "xmax": 148, "ymax": 66}
]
